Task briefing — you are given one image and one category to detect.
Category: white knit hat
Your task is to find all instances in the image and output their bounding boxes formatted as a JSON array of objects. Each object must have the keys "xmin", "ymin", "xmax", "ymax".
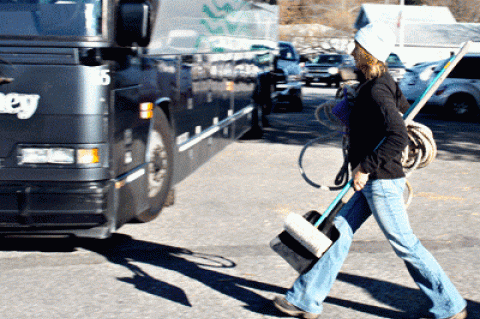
[{"xmin": 354, "ymin": 22, "xmax": 395, "ymax": 63}]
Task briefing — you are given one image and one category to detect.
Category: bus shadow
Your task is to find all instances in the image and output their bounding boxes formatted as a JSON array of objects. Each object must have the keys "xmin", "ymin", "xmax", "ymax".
[
  {"xmin": 0, "ymin": 234, "xmax": 284, "ymax": 315},
  {"xmin": 79, "ymin": 234, "xmax": 285, "ymax": 315}
]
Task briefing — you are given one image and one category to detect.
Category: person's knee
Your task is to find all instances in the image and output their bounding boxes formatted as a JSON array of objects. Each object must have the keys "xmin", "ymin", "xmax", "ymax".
[
  {"xmin": 388, "ymin": 234, "xmax": 422, "ymax": 259},
  {"xmin": 334, "ymin": 216, "xmax": 354, "ymax": 240}
]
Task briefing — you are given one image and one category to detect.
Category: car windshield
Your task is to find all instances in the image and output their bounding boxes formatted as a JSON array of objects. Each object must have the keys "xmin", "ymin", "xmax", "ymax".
[
  {"xmin": 386, "ymin": 54, "xmax": 403, "ymax": 66},
  {"xmin": 279, "ymin": 44, "xmax": 296, "ymax": 61},
  {"xmin": 0, "ymin": 0, "xmax": 102, "ymax": 37},
  {"xmin": 313, "ymin": 55, "xmax": 342, "ymax": 64}
]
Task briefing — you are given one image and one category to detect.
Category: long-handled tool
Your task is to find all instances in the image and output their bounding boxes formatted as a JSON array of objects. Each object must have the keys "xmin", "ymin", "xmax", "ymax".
[{"xmin": 270, "ymin": 41, "xmax": 472, "ymax": 273}]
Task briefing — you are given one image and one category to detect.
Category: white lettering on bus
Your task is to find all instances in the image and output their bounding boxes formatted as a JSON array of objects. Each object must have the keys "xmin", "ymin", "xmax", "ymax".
[{"xmin": 0, "ymin": 93, "xmax": 40, "ymax": 119}]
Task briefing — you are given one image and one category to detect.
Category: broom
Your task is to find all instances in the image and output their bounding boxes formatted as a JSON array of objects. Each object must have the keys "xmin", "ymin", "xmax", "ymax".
[{"xmin": 276, "ymin": 41, "xmax": 472, "ymax": 262}]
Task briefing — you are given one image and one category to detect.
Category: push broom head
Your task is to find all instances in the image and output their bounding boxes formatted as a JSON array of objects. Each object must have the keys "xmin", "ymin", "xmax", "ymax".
[{"xmin": 284, "ymin": 213, "xmax": 333, "ymax": 258}]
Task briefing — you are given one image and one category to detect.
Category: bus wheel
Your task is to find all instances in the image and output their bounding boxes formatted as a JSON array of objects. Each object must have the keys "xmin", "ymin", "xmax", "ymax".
[
  {"xmin": 241, "ymin": 103, "xmax": 264, "ymax": 139},
  {"xmin": 135, "ymin": 108, "xmax": 174, "ymax": 223}
]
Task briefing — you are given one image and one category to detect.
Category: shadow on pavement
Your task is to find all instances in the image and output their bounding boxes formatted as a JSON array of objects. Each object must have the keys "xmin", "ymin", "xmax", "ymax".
[
  {"xmin": 334, "ymin": 272, "xmax": 480, "ymax": 318},
  {"xmin": 1, "ymin": 236, "xmax": 478, "ymax": 318},
  {"xmin": 253, "ymin": 88, "xmax": 480, "ymax": 163},
  {"xmin": 0, "ymin": 234, "xmax": 285, "ymax": 315},
  {"xmin": 259, "ymin": 96, "xmax": 340, "ymax": 147},
  {"xmin": 414, "ymin": 113, "xmax": 480, "ymax": 162},
  {"xmin": 78, "ymin": 234, "xmax": 286, "ymax": 316}
]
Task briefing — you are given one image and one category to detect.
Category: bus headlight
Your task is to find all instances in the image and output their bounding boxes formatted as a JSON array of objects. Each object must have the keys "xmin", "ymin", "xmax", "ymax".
[
  {"xmin": 77, "ymin": 148, "xmax": 100, "ymax": 164},
  {"xmin": 19, "ymin": 147, "xmax": 75, "ymax": 164},
  {"xmin": 18, "ymin": 147, "xmax": 99, "ymax": 165}
]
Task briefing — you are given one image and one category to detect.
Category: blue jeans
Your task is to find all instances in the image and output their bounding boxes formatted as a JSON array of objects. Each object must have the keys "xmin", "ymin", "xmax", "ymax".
[{"xmin": 285, "ymin": 178, "xmax": 466, "ymax": 318}]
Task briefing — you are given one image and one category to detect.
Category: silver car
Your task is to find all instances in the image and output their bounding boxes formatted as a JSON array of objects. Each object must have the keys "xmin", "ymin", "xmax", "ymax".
[
  {"xmin": 400, "ymin": 60, "xmax": 442, "ymax": 103},
  {"xmin": 427, "ymin": 54, "xmax": 480, "ymax": 119},
  {"xmin": 303, "ymin": 54, "xmax": 356, "ymax": 88}
]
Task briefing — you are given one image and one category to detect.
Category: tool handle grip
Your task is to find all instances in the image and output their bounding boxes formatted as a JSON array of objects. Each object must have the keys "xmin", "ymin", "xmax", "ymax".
[{"xmin": 313, "ymin": 182, "xmax": 355, "ymax": 227}]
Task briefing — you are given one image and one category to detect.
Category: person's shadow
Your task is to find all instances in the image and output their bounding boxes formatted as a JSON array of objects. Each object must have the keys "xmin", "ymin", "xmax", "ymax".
[
  {"xmin": 1, "ymin": 235, "xmax": 478, "ymax": 318},
  {"xmin": 328, "ymin": 272, "xmax": 480, "ymax": 318}
]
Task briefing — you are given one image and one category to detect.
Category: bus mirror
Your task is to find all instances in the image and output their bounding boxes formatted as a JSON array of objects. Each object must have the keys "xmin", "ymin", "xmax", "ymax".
[{"xmin": 116, "ymin": 1, "xmax": 151, "ymax": 47}]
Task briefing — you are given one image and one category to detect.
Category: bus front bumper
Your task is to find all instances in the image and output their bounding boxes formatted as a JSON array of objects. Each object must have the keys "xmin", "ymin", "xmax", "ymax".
[{"xmin": 0, "ymin": 181, "xmax": 114, "ymax": 238}]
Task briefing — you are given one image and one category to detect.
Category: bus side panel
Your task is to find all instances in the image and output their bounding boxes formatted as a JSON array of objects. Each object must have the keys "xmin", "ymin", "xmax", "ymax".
[
  {"xmin": 232, "ymin": 51, "xmax": 260, "ymax": 139},
  {"xmin": 111, "ymin": 56, "xmax": 154, "ymax": 223},
  {"xmin": 146, "ymin": 0, "xmax": 278, "ymax": 186},
  {"xmin": 169, "ymin": 51, "xmax": 237, "ymax": 185}
]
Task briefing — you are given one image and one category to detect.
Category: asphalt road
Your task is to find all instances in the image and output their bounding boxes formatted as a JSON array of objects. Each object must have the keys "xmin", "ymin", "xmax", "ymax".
[{"xmin": 0, "ymin": 85, "xmax": 479, "ymax": 319}]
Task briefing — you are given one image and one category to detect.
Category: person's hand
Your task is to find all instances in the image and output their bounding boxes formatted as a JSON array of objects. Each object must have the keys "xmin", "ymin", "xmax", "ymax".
[{"xmin": 353, "ymin": 166, "xmax": 369, "ymax": 191}]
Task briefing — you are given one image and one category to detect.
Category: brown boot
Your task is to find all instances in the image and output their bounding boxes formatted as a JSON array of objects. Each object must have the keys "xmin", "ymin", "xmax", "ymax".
[
  {"xmin": 444, "ymin": 308, "xmax": 467, "ymax": 319},
  {"xmin": 423, "ymin": 308, "xmax": 469, "ymax": 319},
  {"xmin": 272, "ymin": 296, "xmax": 320, "ymax": 319}
]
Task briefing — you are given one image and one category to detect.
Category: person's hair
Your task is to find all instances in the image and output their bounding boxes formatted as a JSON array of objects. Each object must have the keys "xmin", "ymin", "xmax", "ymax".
[{"xmin": 355, "ymin": 42, "xmax": 388, "ymax": 80}]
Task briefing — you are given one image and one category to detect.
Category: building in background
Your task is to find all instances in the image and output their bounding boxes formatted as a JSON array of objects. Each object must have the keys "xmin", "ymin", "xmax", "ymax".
[
  {"xmin": 354, "ymin": 4, "xmax": 480, "ymax": 67},
  {"xmin": 279, "ymin": 2, "xmax": 480, "ymax": 67}
]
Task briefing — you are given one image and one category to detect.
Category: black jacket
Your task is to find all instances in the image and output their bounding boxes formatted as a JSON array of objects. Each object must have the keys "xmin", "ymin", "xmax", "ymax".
[{"xmin": 348, "ymin": 72, "xmax": 410, "ymax": 180}]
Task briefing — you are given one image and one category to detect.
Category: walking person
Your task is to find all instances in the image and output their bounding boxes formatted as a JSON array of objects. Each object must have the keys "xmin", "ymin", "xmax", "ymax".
[{"xmin": 273, "ymin": 22, "xmax": 467, "ymax": 319}]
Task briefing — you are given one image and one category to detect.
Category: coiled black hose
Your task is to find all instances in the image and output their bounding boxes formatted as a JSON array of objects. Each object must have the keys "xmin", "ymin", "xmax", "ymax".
[{"xmin": 300, "ymin": 86, "xmax": 437, "ymax": 207}]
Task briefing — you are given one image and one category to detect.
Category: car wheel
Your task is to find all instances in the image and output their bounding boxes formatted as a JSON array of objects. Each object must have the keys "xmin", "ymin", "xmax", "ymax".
[
  {"xmin": 134, "ymin": 107, "xmax": 174, "ymax": 223},
  {"xmin": 445, "ymin": 94, "xmax": 479, "ymax": 120}
]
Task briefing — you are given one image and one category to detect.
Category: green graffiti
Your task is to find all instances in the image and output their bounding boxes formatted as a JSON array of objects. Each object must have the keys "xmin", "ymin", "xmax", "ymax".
[
  {"xmin": 188, "ymin": 0, "xmax": 273, "ymax": 52},
  {"xmin": 201, "ymin": 0, "xmax": 251, "ymax": 36},
  {"xmin": 202, "ymin": 4, "xmax": 227, "ymax": 21},
  {"xmin": 202, "ymin": 1, "xmax": 247, "ymax": 20},
  {"xmin": 225, "ymin": 18, "xmax": 250, "ymax": 35},
  {"xmin": 200, "ymin": 19, "xmax": 224, "ymax": 35},
  {"xmin": 211, "ymin": 0, "xmax": 235, "ymax": 14},
  {"xmin": 199, "ymin": 0, "xmax": 256, "ymax": 51}
]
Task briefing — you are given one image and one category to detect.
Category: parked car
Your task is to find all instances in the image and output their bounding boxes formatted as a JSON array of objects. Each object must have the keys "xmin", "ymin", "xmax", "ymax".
[
  {"xmin": 273, "ymin": 41, "xmax": 302, "ymax": 85},
  {"xmin": 302, "ymin": 53, "xmax": 355, "ymax": 87},
  {"xmin": 426, "ymin": 53, "xmax": 480, "ymax": 119},
  {"xmin": 400, "ymin": 54, "xmax": 480, "ymax": 120},
  {"xmin": 400, "ymin": 60, "xmax": 442, "ymax": 103},
  {"xmin": 270, "ymin": 41, "xmax": 303, "ymax": 111},
  {"xmin": 386, "ymin": 53, "xmax": 406, "ymax": 82}
]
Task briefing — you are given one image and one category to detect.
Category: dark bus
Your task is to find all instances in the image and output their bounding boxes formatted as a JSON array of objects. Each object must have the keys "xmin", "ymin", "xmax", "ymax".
[{"xmin": 0, "ymin": 0, "xmax": 278, "ymax": 238}]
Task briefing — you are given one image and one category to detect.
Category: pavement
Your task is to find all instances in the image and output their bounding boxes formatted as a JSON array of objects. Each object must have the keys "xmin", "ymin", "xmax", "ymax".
[
  {"xmin": 155, "ymin": 127, "xmax": 480, "ymax": 318},
  {"xmin": 135, "ymin": 86, "xmax": 480, "ymax": 318},
  {"xmin": 0, "ymin": 86, "xmax": 478, "ymax": 319}
]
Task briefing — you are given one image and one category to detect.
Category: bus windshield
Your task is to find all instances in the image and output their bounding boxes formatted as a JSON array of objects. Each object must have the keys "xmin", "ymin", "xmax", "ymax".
[{"xmin": 0, "ymin": 0, "xmax": 102, "ymax": 37}]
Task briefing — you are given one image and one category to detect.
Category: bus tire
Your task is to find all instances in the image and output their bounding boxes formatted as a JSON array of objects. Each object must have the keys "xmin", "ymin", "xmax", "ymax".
[
  {"xmin": 241, "ymin": 103, "xmax": 264, "ymax": 139},
  {"xmin": 291, "ymin": 95, "xmax": 303, "ymax": 112},
  {"xmin": 134, "ymin": 107, "xmax": 174, "ymax": 223}
]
